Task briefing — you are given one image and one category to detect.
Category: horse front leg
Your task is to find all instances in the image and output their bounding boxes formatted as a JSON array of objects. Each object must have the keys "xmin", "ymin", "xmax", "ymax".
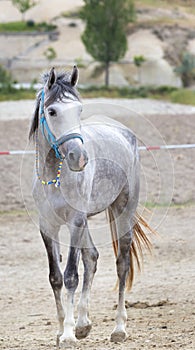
[
  {"xmin": 40, "ymin": 225, "xmax": 65, "ymax": 348},
  {"xmin": 59, "ymin": 216, "xmax": 98, "ymax": 345},
  {"xmin": 59, "ymin": 245, "xmax": 80, "ymax": 346},
  {"xmin": 75, "ymin": 230, "xmax": 99, "ymax": 339},
  {"xmin": 59, "ymin": 214, "xmax": 86, "ymax": 347}
]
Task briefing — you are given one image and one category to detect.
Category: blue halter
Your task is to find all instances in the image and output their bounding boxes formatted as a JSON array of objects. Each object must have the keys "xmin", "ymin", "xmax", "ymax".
[{"xmin": 39, "ymin": 90, "xmax": 84, "ymax": 159}]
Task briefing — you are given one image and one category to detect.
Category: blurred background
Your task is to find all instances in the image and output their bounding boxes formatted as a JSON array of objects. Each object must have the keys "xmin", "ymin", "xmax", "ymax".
[
  {"xmin": 1, "ymin": 0, "xmax": 195, "ymax": 102},
  {"xmin": 0, "ymin": 0, "xmax": 195, "ymax": 210},
  {"xmin": 0, "ymin": 3, "xmax": 195, "ymax": 350}
]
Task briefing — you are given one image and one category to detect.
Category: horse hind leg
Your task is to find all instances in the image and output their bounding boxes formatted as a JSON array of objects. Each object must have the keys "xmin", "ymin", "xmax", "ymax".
[
  {"xmin": 111, "ymin": 232, "xmax": 132, "ymax": 342},
  {"xmin": 40, "ymin": 228, "xmax": 65, "ymax": 348},
  {"xmin": 109, "ymin": 206, "xmax": 133, "ymax": 343}
]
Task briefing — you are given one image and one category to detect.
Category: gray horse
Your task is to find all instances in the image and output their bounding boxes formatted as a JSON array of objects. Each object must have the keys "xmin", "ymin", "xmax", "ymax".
[{"xmin": 29, "ymin": 66, "xmax": 153, "ymax": 347}]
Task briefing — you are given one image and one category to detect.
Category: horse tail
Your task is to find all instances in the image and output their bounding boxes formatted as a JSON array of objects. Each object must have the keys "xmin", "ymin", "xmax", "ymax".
[{"xmin": 107, "ymin": 209, "xmax": 155, "ymax": 291}]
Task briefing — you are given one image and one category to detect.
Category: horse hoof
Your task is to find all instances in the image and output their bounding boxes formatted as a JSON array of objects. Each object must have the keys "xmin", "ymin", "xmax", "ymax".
[
  {"xmin": 75, "ymin": 324, "xmax": 92, "ymax": 339},
  {"xmin": 59, "ymin": 335, "xmax": 77, "ymax": 348},
  {"xmin": 110, "ymin": 330, "xmax": 127, "ymax": 343}
]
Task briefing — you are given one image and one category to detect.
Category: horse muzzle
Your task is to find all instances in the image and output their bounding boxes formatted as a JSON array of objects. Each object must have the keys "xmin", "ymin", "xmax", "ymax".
[{"xmin": 59, "ymin": 141, "xmax": 88, "ymax": 172}]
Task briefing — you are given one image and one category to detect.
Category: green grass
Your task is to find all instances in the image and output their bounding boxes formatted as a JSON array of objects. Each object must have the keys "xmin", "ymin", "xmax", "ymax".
[
  {"xmin": 79, "ymin": 85, "xmax": 179, "ymax": 100},
  {"xmin": 137, "ymin": 0, "xmax": 192, "ymax": 8},
  {"xmin": 143, "ymin": 200, "xmax": 195, "ymax": 209},
  {"xmin": 0, "ymin": 201, "xmax": 194, "ymax": 218},
  {"xmin": 148, "ymin": 88, "xmax": 195, "ymax": 105},
  {"xmin": 0, "ymin": 21, "xmax": 57, "ymax": 33},
  {"xmin": 79, "ymin": 85, "xmax": 150, "ymax": 98},
  {"xmin": 1, "ymin": 85, "xmax": 195, "ymax": 106},
  {"xmin": 0, "ymin": 88, "xmax": 35, "ymax": 101},
  {"xmin": 137, "ymin": 0, "xmax": 171, "ymax": 8},
  {"xmin": 134, "ymin": 0, "xmax": 195, "ymax": 29},
  {"xmin": 169, "ymin": 89, "xmax": 195, "ymax": 105}
]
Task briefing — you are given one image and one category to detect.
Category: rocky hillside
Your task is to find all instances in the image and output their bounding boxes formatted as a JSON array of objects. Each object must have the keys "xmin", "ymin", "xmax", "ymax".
[{"xmin": 1, "ymin": 0, "xmax": 195, "ymax": 86}]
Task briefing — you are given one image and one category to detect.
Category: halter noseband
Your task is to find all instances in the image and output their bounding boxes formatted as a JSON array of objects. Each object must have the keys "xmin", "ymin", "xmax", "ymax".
[{"xmin": 39, "ymin": 90, "xmax": 84, "ymax": 159}]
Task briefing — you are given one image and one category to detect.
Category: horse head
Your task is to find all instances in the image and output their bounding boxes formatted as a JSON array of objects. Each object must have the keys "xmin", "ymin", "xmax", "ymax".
[{"xmin": 35, "ymin": 66, "xmax": 88, "ymax": 172}]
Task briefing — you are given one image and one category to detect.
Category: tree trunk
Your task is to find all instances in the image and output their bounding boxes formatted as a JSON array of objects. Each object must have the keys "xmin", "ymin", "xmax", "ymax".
[
  {"xmin": 182, "ymin": 73, "xmax": 191, "ymax": 87},
  {"xmin": 105, "ymin": 61, "xmax": 110, "ymax": 87},
  {"xmin": 22, "ymin": 12, "xmax": 25, "ymax": 22}
]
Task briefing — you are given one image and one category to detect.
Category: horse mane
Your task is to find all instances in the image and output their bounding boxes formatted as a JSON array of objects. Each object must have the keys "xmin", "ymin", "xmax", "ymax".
[
  {"xmin": 107, "ymin": 208, "xmax": 156, "ymax": 291},
  {"xmin": 29, "ymin": 71, "xmax": 80, "ymax": 140}
]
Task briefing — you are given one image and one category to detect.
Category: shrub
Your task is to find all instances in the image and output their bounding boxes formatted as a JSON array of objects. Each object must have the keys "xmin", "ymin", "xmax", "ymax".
[{"xmin": 0, "ymin": 65, "xmax": 12, "ymax": 91}]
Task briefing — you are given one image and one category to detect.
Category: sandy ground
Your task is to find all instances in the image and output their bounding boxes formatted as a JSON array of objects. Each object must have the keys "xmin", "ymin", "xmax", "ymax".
[
  {"xmin": 1, "ymin": 98, "xmax": 195, "ymax": 121},
  {"xmin": 0, "ymin": 207, "xmax": 195, "ymax": 350},
  {"xmin": 0, "ymin": 99, "xmax": 195, "ymax": 349}
]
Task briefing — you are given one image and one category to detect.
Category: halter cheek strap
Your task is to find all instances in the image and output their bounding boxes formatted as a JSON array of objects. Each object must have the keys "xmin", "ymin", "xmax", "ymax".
[{"xmin": 40, "ymin": 90, "xmax": 84, "ymax": 159}]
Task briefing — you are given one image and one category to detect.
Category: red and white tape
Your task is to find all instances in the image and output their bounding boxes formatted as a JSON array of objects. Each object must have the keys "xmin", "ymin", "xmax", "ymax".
[
  {"xmin": 0, "ymin": 150, "xmax": 35, "ymax": 155},
  {"xmin": 0, "ymin": 144, "xmax": 195, "ymax": 156},
  {"xmin": 138, "ymin": 144, "xmax": 195, "ymax": 151}
]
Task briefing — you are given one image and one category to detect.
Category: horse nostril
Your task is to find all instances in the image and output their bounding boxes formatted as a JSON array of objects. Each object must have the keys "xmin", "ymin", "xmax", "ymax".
[
  {"xmin": 68, "ymin": 152, "xmax": 75, "ymax": 162},
  {"xmin": 67, "ymin": 148, "xmax": 88, "ymax": 171}
]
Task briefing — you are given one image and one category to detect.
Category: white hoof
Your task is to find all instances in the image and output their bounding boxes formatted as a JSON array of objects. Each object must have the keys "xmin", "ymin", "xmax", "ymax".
[{"xmin": 59, "ymin": 334, "xmax": 77, "ymax": 348}]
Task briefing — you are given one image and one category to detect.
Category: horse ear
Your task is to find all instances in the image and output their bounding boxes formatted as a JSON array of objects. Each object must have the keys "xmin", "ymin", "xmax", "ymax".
[
  {"xmin": 46, "ymin": 67, "xmax": 57, "ymax": 89},
  {"xmin": 70, "ymin": 65, "xmax": 79, "ymax": 86}
]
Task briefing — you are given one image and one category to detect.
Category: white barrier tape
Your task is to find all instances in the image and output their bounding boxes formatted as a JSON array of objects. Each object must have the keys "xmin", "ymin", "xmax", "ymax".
[
  {"xmin": 138, "ymin": 144, "xmax": 195, "ymax": 151},
  {"xmin": 0, "ymin": 150, "xmax": 35, "ymax": 155},
  {"xmin": 0, "ymin": 144, "xmax": 195, "ymax": 155}
]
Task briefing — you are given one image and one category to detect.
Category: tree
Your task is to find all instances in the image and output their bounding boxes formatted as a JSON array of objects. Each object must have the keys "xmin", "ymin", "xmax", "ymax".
[
  {"xmin": 133, "ymin": 55, "xmax": 146, "ymax": 85},
  {"xmin": 80, "ymin": 0, "xmax": 135, "ymax": 86},
  {"xmin": 44, "ymin": 47, "xmax": 57, "ymax": 64},
  {"xmin": 12, "ymin": 0, "xmax": 36, "ymax": 21},
  {"xmin": 175, "ymin": 52, "xmax": 195, "ymax": 87},
  {"xmin": 0, "ymin": 65, "xmax": 12, "ymax": 91}
]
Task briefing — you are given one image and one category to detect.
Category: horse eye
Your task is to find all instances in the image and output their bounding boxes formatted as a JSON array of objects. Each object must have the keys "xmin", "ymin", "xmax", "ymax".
[{"xmin": 48, "ymin": 108, "xmax": 56, "ymax": 117}]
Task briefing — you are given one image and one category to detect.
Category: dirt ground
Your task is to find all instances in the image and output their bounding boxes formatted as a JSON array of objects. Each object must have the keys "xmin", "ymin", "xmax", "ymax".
[
  {"xmin": 0, "ymin": 102, "xmax": 195, "ymax": 349},
  {"xmin": 0, "ymin": 207, "xmax": 194, "ymax": 350}
]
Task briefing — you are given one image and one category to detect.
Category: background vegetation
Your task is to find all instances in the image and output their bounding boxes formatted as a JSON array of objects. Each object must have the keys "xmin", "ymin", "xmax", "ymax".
[
  {"xmin": 80, "ymin": 0, "xmax": 136, "ymax": 86},
  {"xmin": 1, "ymin": 65, "xmax": 195, "ymax": 107},
  {"xmin": 12, "ymin": 0, "xmax": 36, "ymax": 21},
  {"xmin": 0, "ymin": 21, "xmax": 57, "ymax": 32},
  {"xmin": 1, "ymin": 0, "xmax": 195, "ymax": 104}
]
